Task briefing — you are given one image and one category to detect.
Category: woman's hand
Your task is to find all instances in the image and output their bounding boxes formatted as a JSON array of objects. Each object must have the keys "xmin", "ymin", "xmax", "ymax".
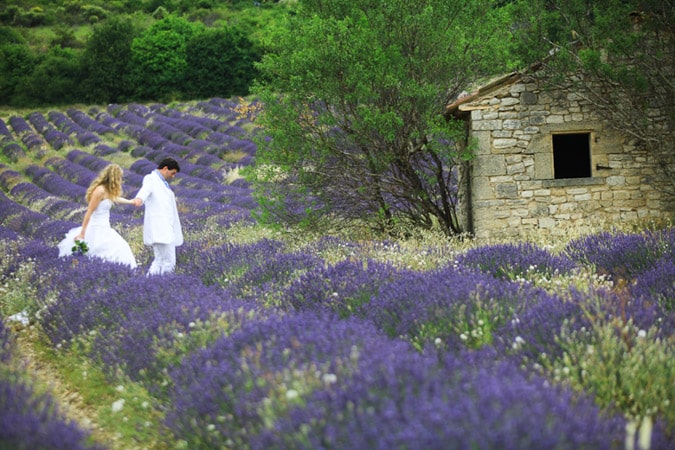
[{"xmin": 114, "ymin": 196, "xmax": 143, "ymax": 207}]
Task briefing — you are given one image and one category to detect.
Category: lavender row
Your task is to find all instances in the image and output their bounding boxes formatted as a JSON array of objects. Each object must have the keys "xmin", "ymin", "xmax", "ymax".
[
  {"xmin": 3, "ymin": 99, "xmax": 257, "ymax": 194},
  {"xmin": 1, "ymin": 135, "xmax": 26, "ymax": 162},
  {"xmin": 118, "ymin": 125, "xmax": 242, "ymax": 182},
  {"xmin": 565, "ymin": 228, "xmax": 675, "ymax": 280},
  {"xmin": 0, "ymin": 179, "xmax": 73, "ymax": 241},
  {"xmin": 7, "ymin": 116, "xmax": 45, "ymax": 151},
  {"xmin": 158, "ymin": 104, "xmax": 231, "ymax": 132},
  {"xmin": 42, "ymin": 155, "xmax": 100, "ymax": 198},
  {"xmin": 25, "ymin": 164, "xmax": 87, "ymax": 202},
  {"xmin": 149, "ymin": 107, "xmax": 258, "ymax": 162},
  {"xmin": 110, "ymin": 102, "xmax": 257, "ymax": 165},
  {"xmin": 48, "ymin": 110, "xmax": 102, "ymax": 147},
  {"xmin": 4, "ymin": 108, "xmax": 110, "ymax": 154},
  {"xmin": 128, "ymin": 158, "xmax": 255, "ymax": 211},
  {"xmin": 0, "ymin": 318, "xmax": 105, "ymax": 450},
  {"xmin": 153, "ymin": 107, "xmax": 223, "ymax": 137},
  {"xmin": 27, "ymin": 112, "xmax": 73, "ymax": 150},
  {"xmin": 66, "ymin": 108, "xmax": 118, "ymax": 136},
  {"xmin": 9, "ymin": 180, "xmax": 81, "ymax": 220},
  {"xmin": 0, "ymin": 118, "xmax": 11, "ymax": 137}
]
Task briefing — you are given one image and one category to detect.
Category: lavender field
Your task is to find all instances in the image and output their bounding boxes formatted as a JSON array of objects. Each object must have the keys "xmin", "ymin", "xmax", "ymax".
[{"xmin": 0, "ymin": 98, "xmax": 673, "ymax": 449}]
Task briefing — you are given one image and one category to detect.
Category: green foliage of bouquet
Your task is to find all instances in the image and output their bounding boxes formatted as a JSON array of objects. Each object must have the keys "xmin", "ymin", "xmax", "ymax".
[{"xmin": 71, "ymin": 240, "xmax": 89, "ymax": 255}]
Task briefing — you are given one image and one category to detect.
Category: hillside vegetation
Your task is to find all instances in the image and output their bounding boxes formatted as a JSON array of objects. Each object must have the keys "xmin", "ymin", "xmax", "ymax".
[{"xmin": 0, "ymin": 0, "xmax": 292, "ymax": 106}]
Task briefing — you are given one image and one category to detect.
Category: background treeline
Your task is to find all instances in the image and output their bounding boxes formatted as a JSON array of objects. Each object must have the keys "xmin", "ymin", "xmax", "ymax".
[{"xmin": 0, "ymin": 0, "xmax": 289, "ymax": 107}]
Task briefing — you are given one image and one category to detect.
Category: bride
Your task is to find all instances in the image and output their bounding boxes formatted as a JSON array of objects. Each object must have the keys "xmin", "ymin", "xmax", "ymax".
[{"xmin": 58, "ymin": 164, "xmax": 138, "ymax": 268}]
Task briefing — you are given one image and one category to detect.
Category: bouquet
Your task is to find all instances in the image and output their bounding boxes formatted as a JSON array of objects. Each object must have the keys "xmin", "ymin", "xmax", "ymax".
[{"xmin": 71, "ymin": 239, "xmax": 89, "ymax": 255}]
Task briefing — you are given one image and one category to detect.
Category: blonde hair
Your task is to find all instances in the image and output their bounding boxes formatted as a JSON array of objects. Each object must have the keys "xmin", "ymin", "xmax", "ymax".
[{"xmin": 86, "ymin": 164, "xmax": 124, "ymax": 202}]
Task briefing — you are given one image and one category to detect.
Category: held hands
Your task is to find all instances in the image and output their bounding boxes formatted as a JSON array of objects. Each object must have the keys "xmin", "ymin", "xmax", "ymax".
[{"xmin": 114, "ymin": 196, "xmax": 142, "ymax": 207}]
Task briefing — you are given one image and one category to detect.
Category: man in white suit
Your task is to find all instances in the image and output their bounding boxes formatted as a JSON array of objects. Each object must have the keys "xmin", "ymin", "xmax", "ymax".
[{"xmin": 133, "ymin": 158, "xmax": 183, "ymax": 275}]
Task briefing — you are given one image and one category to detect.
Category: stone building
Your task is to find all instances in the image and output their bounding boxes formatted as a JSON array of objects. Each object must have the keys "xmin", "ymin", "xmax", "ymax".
[{"xmin": 446, "ymin": 68, "xmax": 674, "ymax": 240}]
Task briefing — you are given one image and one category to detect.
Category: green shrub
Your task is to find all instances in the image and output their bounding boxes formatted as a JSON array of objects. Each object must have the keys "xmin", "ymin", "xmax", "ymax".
[{"xmin": 549, "ymin": 318, "xmax": 675, "ymax": 428}]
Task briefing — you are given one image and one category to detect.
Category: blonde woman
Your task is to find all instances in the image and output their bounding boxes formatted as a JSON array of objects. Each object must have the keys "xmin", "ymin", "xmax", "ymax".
[{"xmin": 58, "ymin": 164, "xmax": 137, "ymax": 268}]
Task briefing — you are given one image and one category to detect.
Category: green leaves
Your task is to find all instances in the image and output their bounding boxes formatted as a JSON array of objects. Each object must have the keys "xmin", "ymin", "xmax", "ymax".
[
  {"xmin": 80, "ymin": 17, "xmax": 136, "ymax": 103},
  {"xmin": 252, "ymin": 0, "xmax": 513, "ymax": 235},
  {"xmin": 552, "ymin": 319, "xmax": 675, "ymax": 428},
  {"xmin": 185, "ymin": 26, "xmax": 259, "ymax": 98},
  {"xmin": 71, "ymin": 240, "xmax": 89, "ymax": 256},
  {"xmin": 130, "ymin": 16, "xmax": 198, "ymax": 101}
]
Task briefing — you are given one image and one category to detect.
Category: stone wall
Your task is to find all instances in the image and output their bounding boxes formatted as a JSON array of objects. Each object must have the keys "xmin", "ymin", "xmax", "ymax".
[{"xmin": 458, "ymin": 73, "xmax": 673, "ymax": 240}]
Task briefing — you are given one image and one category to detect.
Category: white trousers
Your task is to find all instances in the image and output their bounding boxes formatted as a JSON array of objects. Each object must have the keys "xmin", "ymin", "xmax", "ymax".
[{"xmin": 148, "ymin": 243, "xmax": 176, "ymax": 275}]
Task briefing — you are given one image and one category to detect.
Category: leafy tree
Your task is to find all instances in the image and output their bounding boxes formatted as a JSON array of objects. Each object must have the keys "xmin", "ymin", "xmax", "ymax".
[
  {"xmin": 0, "ymin": 26, "xmax": 25, "ymax": 45},
  {"xmin": 80, "ymin": 17, "xmax": 136, "ymax": 103},
  {"xmin": 15, "ymin": 46, "xmax": 82, "ymax": 106},
  {"xmin": 129, "ymin": 15, "xmax": 199, "ymax": 101},
  {"xmin": 251, "ymin": 0, "xmax": 515, "ymax": 235},
  {"xmin": 511, "ymin": 0, "xmax": 674, "ymax": 201},
  {"xmin": 185, "ymin": 25, "xmax": 259, "ymax": 98},
  {"xmin": 0, "ymin": 43, "xmax": 35, "ymax": 105}
]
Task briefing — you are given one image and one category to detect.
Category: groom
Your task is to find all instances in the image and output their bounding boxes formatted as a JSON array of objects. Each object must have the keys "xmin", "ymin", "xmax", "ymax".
[{"xmin": 133, "ymin": 157, "xmax": 183, "ymax": 275}]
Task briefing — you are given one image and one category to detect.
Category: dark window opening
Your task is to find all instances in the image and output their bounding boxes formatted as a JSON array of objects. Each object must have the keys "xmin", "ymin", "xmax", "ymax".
[{"xmin": 553, "ymin": 133, "xmax": 591, "ymax": 179}]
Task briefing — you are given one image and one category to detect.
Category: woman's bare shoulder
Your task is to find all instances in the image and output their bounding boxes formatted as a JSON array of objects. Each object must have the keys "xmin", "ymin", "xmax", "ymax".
[{"xmin": 91, "ymin": 185, "xmax": 107, "ymax": 199}]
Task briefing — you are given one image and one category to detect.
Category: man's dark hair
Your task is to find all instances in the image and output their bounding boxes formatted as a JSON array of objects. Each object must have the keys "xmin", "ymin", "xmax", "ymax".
[{"xmin": 158, "ymin": 157, "xmax": 180, "ymax": 172}]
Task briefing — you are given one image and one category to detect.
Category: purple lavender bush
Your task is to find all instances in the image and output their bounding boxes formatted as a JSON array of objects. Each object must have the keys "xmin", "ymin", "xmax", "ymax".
[
  {"xmin": 226, "ymin": 251, "xmax": 323, "ymax": 304},
  {"xmin": 24, "ymin": 164, "xmax": 87, "ymax": 202},
  {"xmin": 177, "ymin": 238, "xmax": 285, "ymax": 287},
  {"xmin": 497, "ymin": 286, "xmax": 674, "ymax": 364},
  {"xmin": 363, "ymin": 265, "xmax": 541, "ymax": 351},
  {"xmin": 0, "ymin": 378, "xmax": 107, "ymax": 450},
  {"xmin": 1, "ymin": 136, "xmax": 26, "ymax": 162},
  {"xmin": 0, "ymin": 118, "xmax": 10, "ymax": 137},
  {"xmin": 84, "ymin": 275, "xmax": 265, "ymax": 394},
  {"xmin": 166, "ymin": 311, "xmax": 407, "ymax": 449},
  {"xmin": 253, "ymin": 347, "xmax": 627, "ymax": 450},
  {"xmin": 565, "ymin": 229, "xmax": 673, "ymax": 281},
  {"xmin": 38, "ymin": 258, "xmax": 138, "ymax": 346},
  {"xmin": 8, "ymin": 116, "xmax": 33, "ymax": 135},
  {"xmin": 495, "ymin": 289, "xmax": 593, "ymax": 362},
  {"xmin": 632, "ymin": 257, "xmax": 675, "ymax": 311},
  {"xmin": 281, "ymin": 258, "xmax": 402, "ymax": 317},
  {"xmin": 0, "ymin": 320, "xmax": 106, "ymax": 450},
  {"xmin": 455, "ymin": 241, "xmax": 576, "ymax": 281}
]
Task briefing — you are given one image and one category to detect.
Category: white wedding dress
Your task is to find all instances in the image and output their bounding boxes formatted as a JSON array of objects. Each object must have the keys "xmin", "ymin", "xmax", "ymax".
[{"xmin": 58, "ymin": 199, "xmax": 137, "ymax": 268}]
